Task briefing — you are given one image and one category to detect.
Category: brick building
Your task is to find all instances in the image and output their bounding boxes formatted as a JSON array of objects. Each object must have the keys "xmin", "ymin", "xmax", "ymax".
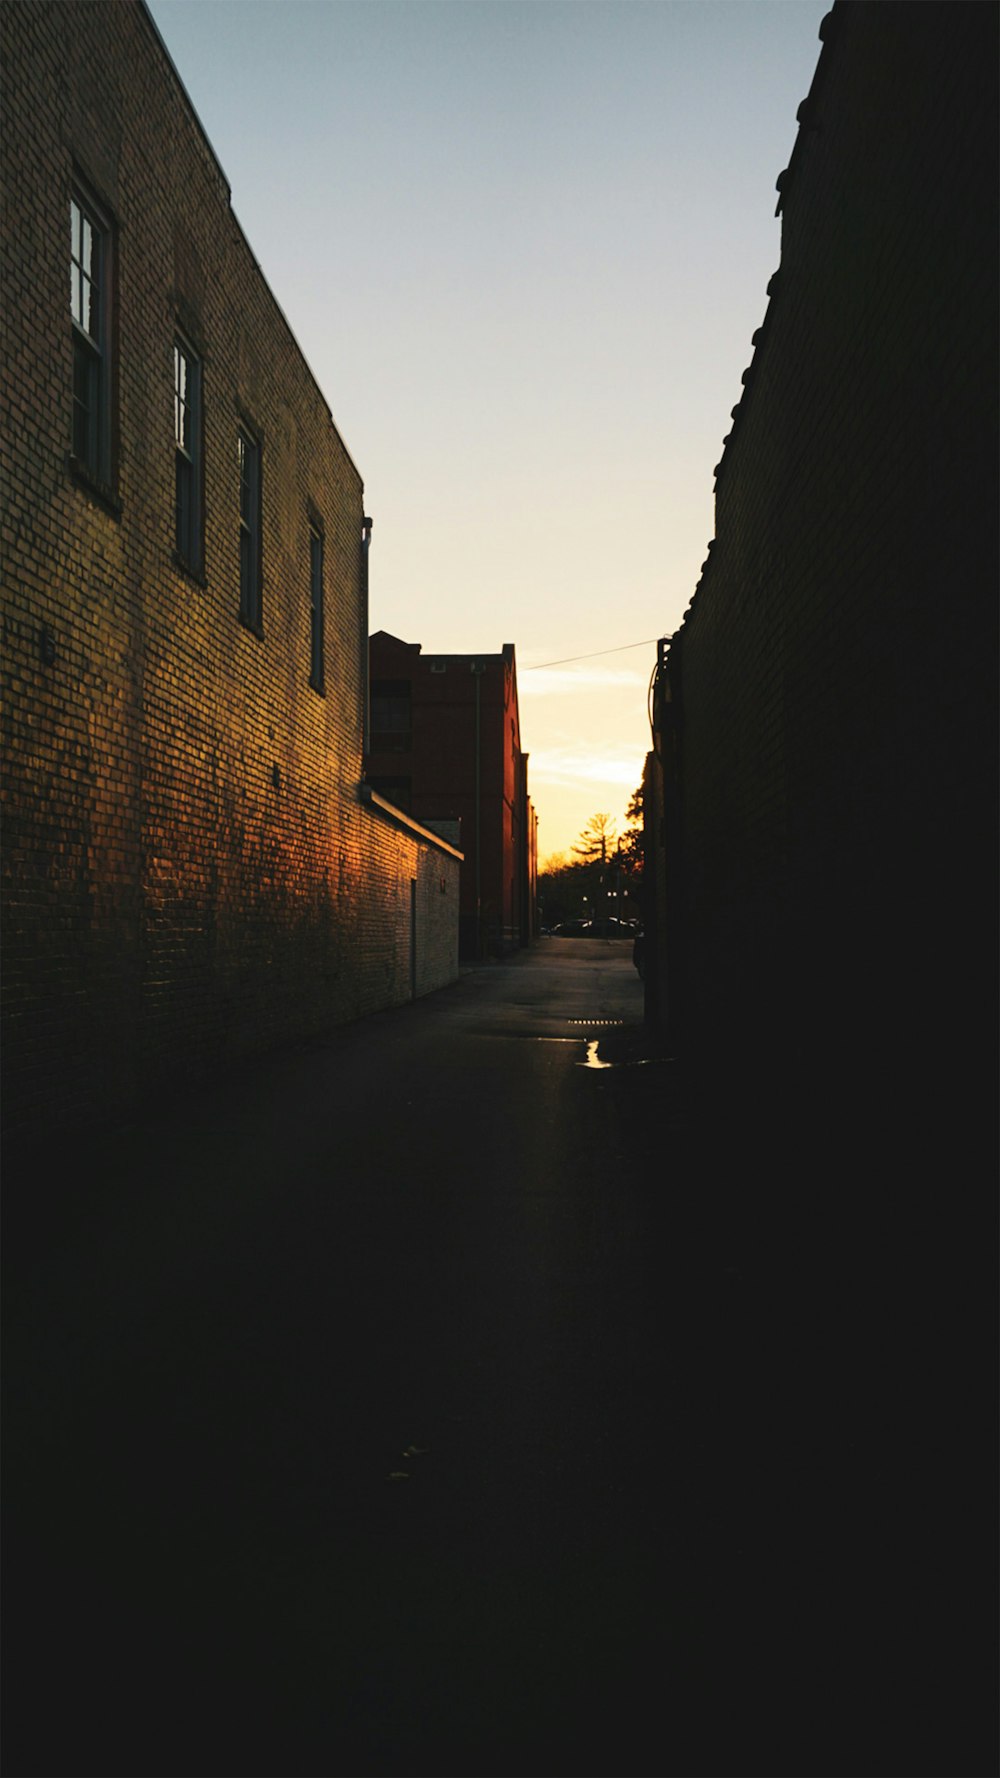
[
  {"xmin": 1, "ymin": 0, "xmax": 462, "ymax": 1147},
  {"xmin": 645, "ymin": 0, "xmax": 997, "ymax": 1131},
  {"xmin": 367, "ymin": 632, "xmax": 538, "ymax": 958},
  {"xmin": 641, "ymin": 11, "xmax": 997, "ymax": 1766}
]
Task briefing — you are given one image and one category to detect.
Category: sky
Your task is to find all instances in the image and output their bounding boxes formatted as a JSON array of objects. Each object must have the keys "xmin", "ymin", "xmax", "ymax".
[{"xmin": 147, "ymin": 0, "xmax": 828, "ymax": 862}]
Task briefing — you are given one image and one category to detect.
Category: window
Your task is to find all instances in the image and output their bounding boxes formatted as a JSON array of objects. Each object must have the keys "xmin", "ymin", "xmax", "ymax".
[
  {"xmin": 70, "ymin": 189, "xmax": 112, "ymax": 484},
  {"xmin": 368, "ymin": 776, "xmax": 412, "ymax": 814},
  {"xmin": 309, "ymin": 526, "xmax": 324, "ymax": 692},
  {"xmin": 238, "ymin": 427, "xmax": 262, "ymax": 632},
  {"xmin": 174, "ymin": 338, "xmax": 202, "ymax": 570},
  {"xmin": 370, "ymin": 680, "xmax": 412, "ymax": 752}
]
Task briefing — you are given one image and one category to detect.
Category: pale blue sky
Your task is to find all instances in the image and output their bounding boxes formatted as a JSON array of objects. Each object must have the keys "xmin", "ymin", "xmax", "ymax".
[{"xmin": 148, "ymin": 0, "xmax": 828, "ymax": 858}]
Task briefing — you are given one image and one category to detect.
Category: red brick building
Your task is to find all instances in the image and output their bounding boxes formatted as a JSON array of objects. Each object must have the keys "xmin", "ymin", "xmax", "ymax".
[
  {"xmin": 1, "ymin": 0, "xmax": 462, "ymax": 1146},
  {"xmin": 367, "ymin": 632, "xmax": 537, "ymax": 958}
]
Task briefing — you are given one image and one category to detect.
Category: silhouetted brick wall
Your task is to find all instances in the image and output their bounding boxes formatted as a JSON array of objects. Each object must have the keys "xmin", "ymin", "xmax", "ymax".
[
  {"xmin": 367, "ymin": 632, "xmax": 532, "ymax": 958},
  {"xmin": 1, "ymin": 0, "xmax": 460, "ymax": 1144},
  {"xmin": 652, "ymin": 2, "xmax": 997, "ymax": 1128},
  {"xmin": 644, "ymin": 15, "xmax": 997, "ymax": 1765}
]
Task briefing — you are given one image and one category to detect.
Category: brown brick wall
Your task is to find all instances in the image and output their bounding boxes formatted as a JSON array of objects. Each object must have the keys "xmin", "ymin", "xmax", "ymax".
[
  {"xmin": 1, "ymin": 0, "xmax": 459, "ymax": 1144},
  {"xmin": 652, "ymin": 2, "xmax": 997, "ymax": 1112}
]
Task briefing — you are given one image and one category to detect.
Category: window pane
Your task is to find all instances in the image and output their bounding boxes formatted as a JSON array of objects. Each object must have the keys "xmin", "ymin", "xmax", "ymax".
[
  {"xmin": 238, "ymin": 430, "xmax": 260, "ymax": 626},
  {"xmin": 70, "ymin": 202, "xmax": 83, "ymax": 324},
  {"xmin": 369, "ymin": 777, "xmax": 412, "ymax": 813},
  {"xmin": 239, "ymin": 432, "xmax": 257, "ymax": 523},
  {"xmin": 176, "ymin": 454, "xmax": 191, "ymax": 559},
  {"xmin": 70, "ymin": 198, "xmax": 100, "ymax": 338},
  {"xmin": 174, "ymin": 342, "xmax": 201, "ymax": 563},
  {"xmin": 372, "ymin": 698, "xmax": 410, "ymax": 731},
  {"xmin": 371, "ymin": 681, "xmax": 412, "ymax": 749},
  {"xmin": 79, "ymin": 225, "xmax": 96, "ymax": 337},
  {"xmin": 69, "ymin": 190, "xmax": 110, "ymax": 481},
  {"xmin": 174, "ymin": 346, "xmax": 189, "ymax": 451},
  {"xmin": 73, "ymin": 342, "xmax": 91, "ymax": 408},
  {"xmin": 73, "ymin": 340, "xmax": 94, "ymax": 462}
]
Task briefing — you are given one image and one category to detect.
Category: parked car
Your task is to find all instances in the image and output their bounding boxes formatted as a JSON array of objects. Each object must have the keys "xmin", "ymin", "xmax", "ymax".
[{"xmin": 551, "ymin": 917, "xmax": 635, "ymax": 939}]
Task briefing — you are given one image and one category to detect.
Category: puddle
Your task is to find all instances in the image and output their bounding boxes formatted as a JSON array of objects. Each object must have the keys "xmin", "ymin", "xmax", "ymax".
[
  {"xmin": 577, "ymin": 1040, "xmax": 677, "ymax": 1071},
  {"xmin": 581, "ymin": 1040, "xmax": 613, "ymax": 1070},
  {"xmin": 386, "ymin": 1443, "xmax": 429, "ymax": 1483}
]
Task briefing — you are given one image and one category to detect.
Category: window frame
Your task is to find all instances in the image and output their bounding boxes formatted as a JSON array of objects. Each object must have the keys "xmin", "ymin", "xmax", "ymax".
[
  {"xmin": 309, "ymin": 524, "xmax": 325, "ymax": 693},
  {"xmin": 238, "ymin": 425, "xmax": 263, "ymax": 635},
  {"xmin": 370, "ymin": 679, "xmax": 413, "ymax": 753},
  {"xmin": 367, "ymin": 776, "xmax": 412, "ymax": 814},
  {"xmin": 173, "ymin": 333, "xmax": 204, "ymax": 575},
  {"xmin": 69, "ymin": 182, "xmax": 115, "ymax": 493}
]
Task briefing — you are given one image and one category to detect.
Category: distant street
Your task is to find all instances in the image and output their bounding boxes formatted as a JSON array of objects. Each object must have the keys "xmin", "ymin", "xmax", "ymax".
[{"xmin": 5, "ymin": 941, "xmax": 990, "ymax": 1777}]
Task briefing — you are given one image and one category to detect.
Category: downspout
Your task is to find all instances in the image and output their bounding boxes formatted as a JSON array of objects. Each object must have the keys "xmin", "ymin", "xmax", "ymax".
[
  {"xmin": 475, "ymin": 666, "xmax": 482, "ymax": 956},
  {"xmin": 361, "ymin": 516, "xmax": 373, "ymax": 758},
  {"xmin": 471, "ymin": 660, "xmax": 485, "ymax": 957}
]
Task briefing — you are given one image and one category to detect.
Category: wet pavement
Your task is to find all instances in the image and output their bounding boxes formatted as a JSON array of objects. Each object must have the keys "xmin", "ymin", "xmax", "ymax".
[{"xmin": 4, "ymin": 941, "xmax": 995, "ymax": 1776}]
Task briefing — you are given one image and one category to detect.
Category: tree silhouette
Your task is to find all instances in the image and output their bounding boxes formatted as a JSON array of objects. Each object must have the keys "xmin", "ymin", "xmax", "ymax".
[
  {"xmin": 572, "ymin": 812, "xmax": 617, "ymax": 866},
  {"xmin": 619, "ymin": 784, "xmax": 644, "ymax": 882}
]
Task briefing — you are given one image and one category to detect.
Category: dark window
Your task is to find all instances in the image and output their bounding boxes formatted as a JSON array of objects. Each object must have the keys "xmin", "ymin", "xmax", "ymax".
[
  {"xmin": 309, "ymin": 526, "xmax": 324, "ymax": 691},
  {"xmin": 370, "ymin": 680, "xmax": 412, "ymax": 752},
  {"xmin": 368, "ymin": 777, "xmax": 412, "ymax": 814},
  {"xmin": 70, "ymin": 190, "xmax": 112, "ymax": 483},
  {"xmin": 174, "ymin": 338, "xmax": 202, "ymax": 569},
  {"xmin": 238, "ymin": 427, "xmax": 262, "ymax": 632}
]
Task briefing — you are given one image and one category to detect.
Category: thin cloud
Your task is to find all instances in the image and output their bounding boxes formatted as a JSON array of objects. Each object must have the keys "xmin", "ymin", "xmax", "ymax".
[{"xmin": 529, "ymin": 746, "xmax": 642, "ymax": 789}]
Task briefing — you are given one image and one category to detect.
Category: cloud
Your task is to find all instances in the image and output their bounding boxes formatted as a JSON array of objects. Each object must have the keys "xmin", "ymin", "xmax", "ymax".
[{"xmin": 528, "ymin": 746, "xmax": 641, "ymax": 789}]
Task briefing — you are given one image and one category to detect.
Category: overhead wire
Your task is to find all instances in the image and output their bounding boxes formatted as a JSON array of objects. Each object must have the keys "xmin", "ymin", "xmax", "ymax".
[{"xmin": 521, "ymin": 638, "xmax": 660, "ymax": 671}]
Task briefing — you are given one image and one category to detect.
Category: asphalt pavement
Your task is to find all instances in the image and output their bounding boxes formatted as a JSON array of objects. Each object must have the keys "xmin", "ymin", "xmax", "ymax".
[{"xmin": 3, "ymin": 941, "xmax": 995, "ymax": 1777}]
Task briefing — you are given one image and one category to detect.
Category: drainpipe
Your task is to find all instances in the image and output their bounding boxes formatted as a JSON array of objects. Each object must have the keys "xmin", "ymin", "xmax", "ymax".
[
  {"xmin": 361, "ymin": 516, "xmax": 373, "ymax": 757},
  {"xmin": 472, "ymin": 660, "xmax": 485, "ymax": 956}
]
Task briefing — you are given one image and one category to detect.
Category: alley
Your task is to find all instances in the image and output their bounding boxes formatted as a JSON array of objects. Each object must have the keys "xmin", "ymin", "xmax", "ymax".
[
  {"xmin": 8, "ymin": 943, "xmax": 985, "ymax": 1778},
  {"xmin": 7, "ymin": 943, "xmax": 710, "ymax": 1778}
]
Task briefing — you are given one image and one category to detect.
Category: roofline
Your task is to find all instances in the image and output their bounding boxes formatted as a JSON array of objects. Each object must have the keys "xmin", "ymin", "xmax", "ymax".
[
  {"xmin": 136, "ymin": 0, "xmax": 364, "ymax": 489},
  {"xmin": 370, "ymin": 633, "xmax": 517, "ymax": 669},
  {"xmin": 360, "ymin": 786, "xmax": 465, "ymax": 861}
]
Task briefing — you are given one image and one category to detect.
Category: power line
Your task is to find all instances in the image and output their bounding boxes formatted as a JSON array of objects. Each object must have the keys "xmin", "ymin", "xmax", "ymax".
[{"xmin": 522, "ymin": 637, "xmax": 660, "ymax": 671}]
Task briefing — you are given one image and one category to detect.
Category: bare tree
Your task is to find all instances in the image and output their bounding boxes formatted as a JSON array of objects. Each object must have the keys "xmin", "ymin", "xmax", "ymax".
[{"xmin": 572, "ymin": 812, "xmax": 617, "ymax": 866}]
